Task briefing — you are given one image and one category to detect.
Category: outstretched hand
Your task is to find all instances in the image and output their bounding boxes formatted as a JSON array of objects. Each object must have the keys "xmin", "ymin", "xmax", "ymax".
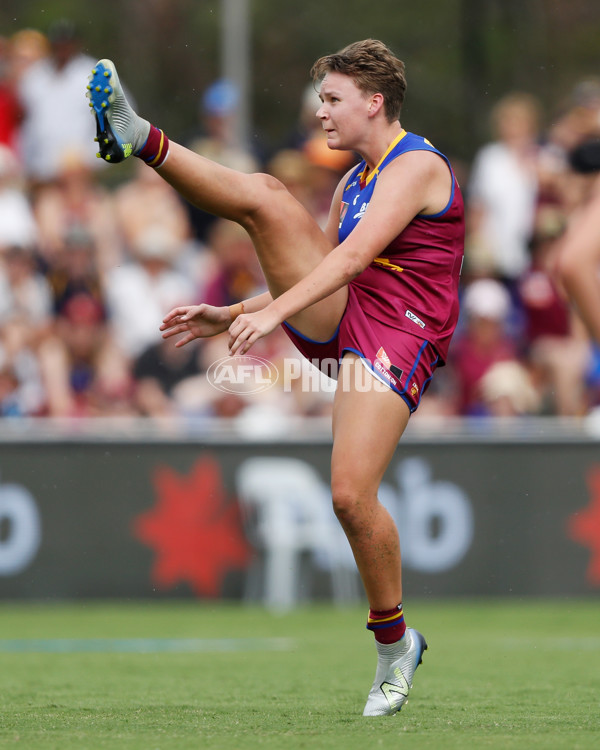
[
  {"xmin": 160, "ymin": 304, "xmax": 231, "ymax": 347},
  {"xmin": 228, "ymin": 307, "xmax": 283, "ymax": 355}
]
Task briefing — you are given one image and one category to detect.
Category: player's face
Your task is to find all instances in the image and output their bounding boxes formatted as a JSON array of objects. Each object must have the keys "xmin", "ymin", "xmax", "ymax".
[{"xmin": 316, "ymin": 72, "xmax": 372, "ymax": 151}]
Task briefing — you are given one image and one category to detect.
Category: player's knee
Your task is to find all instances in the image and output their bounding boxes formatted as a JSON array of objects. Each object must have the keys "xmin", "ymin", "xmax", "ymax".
[
  {"xmin": 248, "ymin": 172, "xmax": 287, "ymax": 205},
  {"xmin": 257, "ymin": 171, "xmax": 287, "ymax": 193},
  {"xmin": 241, "ymin": 172, "xmax": 290, "ymax": 226},
  {"xmin": 331, "ymin": 477, "xmax": 369, "ymax": 530}
]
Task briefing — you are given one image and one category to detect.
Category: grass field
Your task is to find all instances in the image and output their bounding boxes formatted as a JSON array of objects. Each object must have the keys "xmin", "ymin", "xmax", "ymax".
[{"xmin": 0, "ymin": 599, "xmax": 598, "ymax": 749}]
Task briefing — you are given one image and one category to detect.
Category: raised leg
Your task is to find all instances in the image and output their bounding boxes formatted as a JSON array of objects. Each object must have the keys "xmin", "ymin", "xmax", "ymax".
[
  {"xmin": 158, "ymin": 143, "xmax": 347, "ymax": 340},
  {"xmin": 87, "ymin": 59, "xmax": 347, "ymax": 341}
]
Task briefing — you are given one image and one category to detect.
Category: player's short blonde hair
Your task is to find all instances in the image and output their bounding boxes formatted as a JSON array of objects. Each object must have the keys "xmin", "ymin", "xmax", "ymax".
[{"xmin": 310, "ymin": 39, "xmax": 407, "ymax": 123}]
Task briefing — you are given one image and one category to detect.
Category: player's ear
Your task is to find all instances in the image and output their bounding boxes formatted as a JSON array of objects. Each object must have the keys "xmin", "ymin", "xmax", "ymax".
[{"xmin": 368, "ymin": 93, "xmax": 384, "ymax": 117}]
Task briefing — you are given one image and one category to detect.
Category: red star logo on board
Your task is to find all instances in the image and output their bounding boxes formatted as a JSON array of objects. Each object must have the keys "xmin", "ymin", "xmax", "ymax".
[
  {"xmin": 132, "ymin": 455, "xmax": 251, "ymax": 596},
  {"xmin": 567, "ymin": 465, "xmax": 600, "ymax": 586}
]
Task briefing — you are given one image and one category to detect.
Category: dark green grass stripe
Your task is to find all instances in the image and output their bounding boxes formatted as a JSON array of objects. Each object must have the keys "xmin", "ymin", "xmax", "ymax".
[{"xmin": 0, "ymin": 637, "xmax": 294, "ymax": 653}]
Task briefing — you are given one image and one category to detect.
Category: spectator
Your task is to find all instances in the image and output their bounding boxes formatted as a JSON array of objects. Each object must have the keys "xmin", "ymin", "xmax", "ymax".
[
  {"xmin": 450, "ymin": 278, "xmax": 522, "ymax": 416},
  {"xmin": 466, "ymin": 92, "xmax": 541, "ymax": 288},
  {"xmin": 267, "ymin": 148, "xmax": 319, "ymax": 214},
  {"xmin": 0, "ymin": 145, "xmax": 38, "ymax": 256},
  {"xmin": 0, "ymin": 243, "xmax": 52, "ymax": 335},
  {"xmin": 37, "ymin": 292, "xmax": 133, "ymax": 417},
  {"xmin": 0, "ymin": 359, "xmax": 21, "ymax": 416},
  {"xmin": 8, "ymin": 29, "xmax": 49, "ymax": 86},
  {"xmin": 0, "ymin": 36, "xmax": 22, "ymax": 153},
  {"xmin": 0, "ymin": 314, "xmax": 46, "ymax": 416},
  {"xmin": 185, "ymin": 79, "xmax": 261, "ymax": 242},
  {"xmin": 33, "ymin": 148, "xmax": 122, "ymax": 271},
  {"xmin": 203, "ymin": 218, "xmax": 266, "ymax": 309},
  {"xmin": 284, "ymin": 83, "xmax": 324, "ymax": 151},
  {"xmin": 132, "ymin": 335, "xmax": 205, "ymax": 417},
  {"xmin": 105, "ymin": 226, "xmax": 195, "ymax": 359},
  {"xmin": 478, "ymin": 360, "xmax": 540, "ymax": 417},
  {"xmin": 45, "ymin": 225, "xmax": 105, "ymax": 318},
  {"xmin": 0, "ymin": 145, "xmax": 38, "ymax": 250},
  {"xmin": 113, "ymin": 160, "xmax": 196, "ymax": 262},
  {"xmin": 1, "ymin": 29, "xmax": 49, "ymax": 158},
  {"xmin": 17, "ymin": 19, "xmax": 98, "ymax": 186}
]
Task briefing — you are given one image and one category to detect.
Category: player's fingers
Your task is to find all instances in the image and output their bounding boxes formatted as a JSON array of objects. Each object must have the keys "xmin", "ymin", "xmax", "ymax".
[
  {"xmin": 181, "ymin": 303, "xmax": 205, "ymax": 322},
  {"xmin": 160, "ymin": 321, "xmax": 188, "ymax": 338},
  {"xmin": 239, "ymin": 337, "xmax": 255, "ymax": 355},
  {"xmin": 231, "ymin": 326, "xmax": 259, "ymax": 356},
  {"xmin": 174, "ymin": 332, "xmax": 195, "ymax": 348},
  {"xmin": 162, "ymin": 306, "xmax": 189, "ymax": 323},
  {"xmin": 228, "ymin": 315, "xmax": 242, "ymax": 336},
  {"xmin": 159, "ymin": 318, "xmax": 179, "ymax": 332},
  {"xmin": 228, "ymin": 327, "xmax": 251, "ymax": 355}
]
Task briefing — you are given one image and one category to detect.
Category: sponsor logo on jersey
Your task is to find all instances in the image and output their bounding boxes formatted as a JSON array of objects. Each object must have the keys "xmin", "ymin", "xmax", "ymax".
[
  {"xmin": 373, "ymin": 257, "xmax": 404, "ymax": 273},
  {"xmin": 405, "ymin": 309, "xmax": 426, "ymax": 329},
  {"xmin": 339, "ymin": 201, "xmax": 349, "ymax": 227},
  {"xmin": 353, "ymin": 201, "xmax": 368, "ymax": 220}
]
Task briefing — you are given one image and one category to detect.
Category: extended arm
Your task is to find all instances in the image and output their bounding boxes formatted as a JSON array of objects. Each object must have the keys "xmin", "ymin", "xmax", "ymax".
[{"xmin": 161, "ymin": 290, "xmax": 272, "ymax": 347}]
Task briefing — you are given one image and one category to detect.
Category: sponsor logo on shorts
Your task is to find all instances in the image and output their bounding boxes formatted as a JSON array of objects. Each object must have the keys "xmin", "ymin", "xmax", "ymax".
[
  {"xmin": 390, "ymin": 364, "xmax": 404, "ymax": 380},
  {"xmin": 405, "ymin": 309, "xmax": 426, "ymax": 329},
  {"xmin": 374, "ymin": 359, "xmax": 398, "ymax": 387},
  {"xmin": 376, "ymin": 346, "xmax": 391, "ymax": 369},
  {"xmin": 410, "ymin": 381, "xmax": 419, "ymax": 398}
]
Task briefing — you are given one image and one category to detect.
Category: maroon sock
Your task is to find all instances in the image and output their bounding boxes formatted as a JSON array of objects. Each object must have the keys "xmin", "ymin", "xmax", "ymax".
[
  {"xmin": 366, "ymin": 603, "xmax": 406, "ymax": 644},
  {"xmin": 136, "ymin": 124, "xmax": 170, "ymax": 168}
]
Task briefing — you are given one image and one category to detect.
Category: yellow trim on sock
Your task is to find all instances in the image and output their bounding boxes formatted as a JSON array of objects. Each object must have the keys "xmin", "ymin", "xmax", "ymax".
[
  {"xmin": 368, "ymin": 609, "xmax": 404, "ymax": 625},
  {"xmin": 148, "ymin": 130, "xmax": 165, "ymax": 167}
]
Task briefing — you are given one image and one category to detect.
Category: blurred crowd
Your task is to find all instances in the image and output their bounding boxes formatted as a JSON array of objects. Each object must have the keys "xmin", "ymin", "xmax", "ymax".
[{"xmin": 1, "ymin": 21, "xmax": 600, "ymax": 423}]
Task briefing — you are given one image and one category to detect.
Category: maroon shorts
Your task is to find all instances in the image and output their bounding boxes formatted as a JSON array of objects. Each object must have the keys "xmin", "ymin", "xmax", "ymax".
[{"xmin": 282, "ymin": 285, "xmax": 440, "ymax": 413}]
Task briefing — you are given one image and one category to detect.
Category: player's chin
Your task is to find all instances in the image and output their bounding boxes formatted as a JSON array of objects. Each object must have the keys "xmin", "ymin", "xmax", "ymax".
[{"xmin": 325, "ymin": 137, "xmax": 343, "ymax": 151}]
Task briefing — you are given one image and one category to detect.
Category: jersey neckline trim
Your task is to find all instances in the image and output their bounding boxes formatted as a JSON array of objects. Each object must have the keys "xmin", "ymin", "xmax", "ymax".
[{"xmin": 359, "ymin": 129, "xmax": 407, "ymax": 187}]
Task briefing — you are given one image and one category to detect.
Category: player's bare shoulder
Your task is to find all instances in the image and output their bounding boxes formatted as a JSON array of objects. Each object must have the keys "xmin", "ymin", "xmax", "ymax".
[
  {"xmin": 384, "ymin": 149, "xmax": 452, "ymax": 215},
  {"xmin": 370, "ymin": 149, "xmax": 450, "ymax": 217}
]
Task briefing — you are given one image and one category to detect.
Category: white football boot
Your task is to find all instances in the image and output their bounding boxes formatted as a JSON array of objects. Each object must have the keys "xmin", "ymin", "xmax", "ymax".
[{"xmin": 362, "ymin": 627, "xmax": 428, "ymax": 716}]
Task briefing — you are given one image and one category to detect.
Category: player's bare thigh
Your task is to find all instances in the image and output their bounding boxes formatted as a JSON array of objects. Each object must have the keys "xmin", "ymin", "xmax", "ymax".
[
  {"xmin": 242, "ymin": 177, "xmax": 349, "ymax": 340},
  {"xmin": 331, "ymin": 353, "xmax": 411, "ymax": 503}
]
